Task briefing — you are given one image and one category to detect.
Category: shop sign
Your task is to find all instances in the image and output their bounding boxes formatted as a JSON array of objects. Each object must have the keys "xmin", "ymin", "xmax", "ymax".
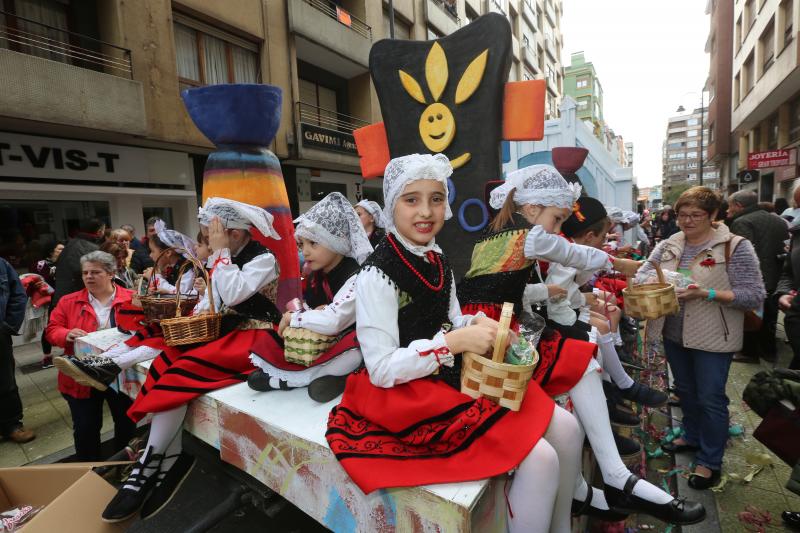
[
  {"xmin": 0, "ymin": 131, "xmax": 191, "ymax": 185},
  {"xmin": 300, "ymin": 123, "xmax": 357, "ymax": 155},
  {"xmin": 747, "ymin": 148, "xmax": 797, "ymax": 169},
  {"xmin": 738, "ymin": 169, "xmax": 759, "ymax": 184}
]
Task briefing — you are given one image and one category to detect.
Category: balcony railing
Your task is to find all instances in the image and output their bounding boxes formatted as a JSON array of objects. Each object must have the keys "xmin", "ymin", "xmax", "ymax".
[
  {"xmin": 302, "ymin": 0, "xmax": 371, "ymax": 40},
  {"xmin": 297, "ymin": 101, "xmax": 369, "ymax": 134},
  {"xmin": 429, "ymin": 0, "xmax": 460, "ymax": 24},
  {"xmin": 0, "ymin": 10, "xmax": 132, "ymax": 78}
]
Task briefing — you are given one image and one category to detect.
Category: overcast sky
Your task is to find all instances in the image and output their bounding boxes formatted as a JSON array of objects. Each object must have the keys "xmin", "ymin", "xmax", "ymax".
[{"xmin": 560, "ymin": 0, "xmax": 710, "ymax": 187}]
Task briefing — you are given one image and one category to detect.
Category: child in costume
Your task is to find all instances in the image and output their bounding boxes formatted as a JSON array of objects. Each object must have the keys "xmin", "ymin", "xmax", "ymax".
[
  {"xmin": 100, "ymin": 197, "xmax": 284, "ymax": 523},
  {"xmin": 548, "ymin": 197, "xmax": 668, "ymax": 408},
  {"xmin": 247, "ymin": 192, "xmax": 369, "ymax": 402},
  {"xmin": 457, "ymin": 165, "xmax": 704, "ymax": 525},
  {"xmin": 354, "ymin": 199, "xmax": 386, "ymax": 248},
  {"xmin": 54, "ymin": 221, "xmax": 199, "ymax": 390},
  {"xmin": 327, "ymin": 154, "xmax": 584, "ymax": 533}
]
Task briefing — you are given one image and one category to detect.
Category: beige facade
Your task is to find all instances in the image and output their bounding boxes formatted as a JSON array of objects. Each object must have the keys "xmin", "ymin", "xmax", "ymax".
[
  {"xmin": 0, "ymin": 0, "xmax": 563, "ymax": 257},
  {"xmin": 662, "ymin": 107, "xmax": 720, "ymax": 197},
  {"xmin": 731, "ymin": 0, "xmax": 800, "ymax": 200}
]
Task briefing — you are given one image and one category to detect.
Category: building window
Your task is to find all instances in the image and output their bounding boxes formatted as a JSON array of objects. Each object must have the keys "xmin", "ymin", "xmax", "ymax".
[
  {"xmin": 745, "ymin": 0, "xmax": 755, "ymax": 31},
  {"xmin": 310, "ymin": 181, "xmax": 348, "ymax": 202},
  {"xmin": 688, "ymin": 173, "xmax": 698, "ymax": 181},
  {"xmin": 299, "ymin": 79, "xmax": 339, "ymax": 129},
  {"xmin": 174, "ymin": 20, "xmax": 259, "ymax": 90},
  {"xmin": 687, "ymin": 129, "xmax": 699, "ymax": 137},
  {"xmin": 768, "ymin": 113, "xmax": 779, "ymax": 148},
  {"xmin": 708, "ymin": 123, "xmax": 715, "ymax": 143},
  {"xmin": 4, "ymin": 0, "xmax": 70, "ymax": 62},
  {"xmin": 465, "ymin": 3, "xmax": 479, "ymax": 24},
  {"xmin": 744, "ymin": 52, "xmax": 755, "ymax": 94},
  {"xmin": 734, "ymin": 72, "xmax": 741, "ymax": 105},
  {"xmin": 687, "ymin": 140, "xmax": 698, "ymax": 148},
  {"xmin": 576, "ymin": 76, "xmax": 589, "ymax": 89},
  {"xmin": 686, "ymin": 151, "xmax": 698, "ymax": 159},
  {"xmin": 578, "ymin": 98, "xmax": 589, "ymax": 110},
  {"xmin": 736, "ymin": 15, "xmax": 743, "ymax": 51},
  {"xmin": 790, "ymin": 96, "xmax": 800, "ymax": 142},
  {"xmin": 523, "ymin": 69, "xmax": 534, "ymax": 81},
  {"xmin": 782, "ymin": 0, "xmax": 794, "ymax": 48},
  {"xmin": 427, "ymin": 25, "xmax": 443, "ymax": 40},
  {"xmin": 383, "ymin": 10, "xmax": 411, "ymax": 39},
  {"xmin": 761, "ymin": 18, "xmax": 775, "ymax": 72},
  {"xmin": 687, "ymin": 118, "xmax": 699, "ymax": 126}
]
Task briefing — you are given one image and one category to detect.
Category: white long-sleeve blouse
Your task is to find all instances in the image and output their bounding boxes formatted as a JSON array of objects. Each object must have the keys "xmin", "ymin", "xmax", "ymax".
[{"xmin": 193, "ymin": 247, "xmax": 277, "ymax": 314}]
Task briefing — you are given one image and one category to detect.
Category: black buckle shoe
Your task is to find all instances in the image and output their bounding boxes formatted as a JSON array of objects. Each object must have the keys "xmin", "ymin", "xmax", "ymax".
[
  {"xmin": 308, "ymin": 374, "xmax": 348, "ymax": 403},
  {"xmin": 572, "ymin": 485, "xmax": 629, "ymax": 522},
  {"xmin": 247, "ymin": 369, "xmax": 292, "ymax": 392},
  {"xmin": 618, "ymin": 382, "xmax": 668, "ymax": 408},
  {"xmin": 102, "ymin": 447, "xmax": 163, "ymax": 522},
  {"xmin": 55, "ymin": 355, "xmax": 121, "ymax": 391},
  {"xmin": 605, "ymin": 475, "xmax": 706, "ymax": 525},
  {"xmin": 140, "ymin": 453, "xmax": 196, "ymax": 520}
]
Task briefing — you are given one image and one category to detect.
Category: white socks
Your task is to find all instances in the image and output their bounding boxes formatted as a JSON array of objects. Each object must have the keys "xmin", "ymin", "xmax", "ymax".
[
  {"xmin": 569, "ymin": 371, "xmax": 674, "ymax": 505},
  {"xmin": 123, "ymin": 405, "xmax": 187, "ymax": 491},
  {"xmin": 598, "ymin": 333, "xmax": 635, "ymax": 390}
]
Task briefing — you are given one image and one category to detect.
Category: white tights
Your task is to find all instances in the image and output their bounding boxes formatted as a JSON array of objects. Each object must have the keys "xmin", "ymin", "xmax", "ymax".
[
  {"xmin": 569, "ymin": 369, "xmax": 673, "ymax": 505},
  {"xmin": 508, "ymin": 406, "xmax": 581, "ymax": 533},
  {"xmin": 123, "ymin": 405, "xmax": 187, "ymax": 490},
  {"xmin": 597, "ymin": 332, "xmax": 634, "ymax": 390},
  {"xmin": 103, "ymin": 343, "xmax": 161, "ymax": 371}
]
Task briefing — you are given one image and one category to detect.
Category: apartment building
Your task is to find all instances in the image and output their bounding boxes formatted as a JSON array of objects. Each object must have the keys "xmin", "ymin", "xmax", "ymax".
[
  {"xmin": 731, "ymin": 0, "xmax": 799, "ymax": 201},
  {"xmin": 563, "ymin": 51, "xmax": 603, "ymax": 136},
  {"xmin": 625, "ymin": 142, "xmax": 634, "ymax": 168},
  {"xmin": 662, "ymin": 107, "xmax": 720, "ymax": 195}
]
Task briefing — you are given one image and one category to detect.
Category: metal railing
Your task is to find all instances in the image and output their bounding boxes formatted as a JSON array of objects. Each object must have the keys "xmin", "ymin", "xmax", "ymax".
[
  {"xmin": 296, "ymin": 101, "xmax": 369, "ymax": 134},
  {"xmin": 0, "ymin": 10, "xmax": 132, "ymax": 78},
  {"xmin": 302, "ymin": 0, "xmax": 371, "ymax": 40},
  {"xmin": 429, "ymin": 0, "xmax": 460, "ymax": 25}
]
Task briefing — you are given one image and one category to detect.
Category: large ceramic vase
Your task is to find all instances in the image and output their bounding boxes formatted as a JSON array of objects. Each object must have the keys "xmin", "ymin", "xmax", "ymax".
[{"xmin": 182, "ymin": 84, "xmax": 300, "ymax": 308}]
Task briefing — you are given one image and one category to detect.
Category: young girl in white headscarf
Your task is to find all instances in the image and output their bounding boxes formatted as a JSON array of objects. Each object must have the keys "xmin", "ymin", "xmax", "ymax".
[
  {"xmin": 458, "ymin": 165, "xmax": 704, "ymax": 526},
  {"xmin": 248, "ymin": 192, "xmax": 370, "ymax": 402},
  {"xmin": 99, "ymin": 197, "xmax": 285, "ymax": 523},
  {"xmin": 326, "ymin": 154, "xmax": 584, "ymax": 533},
  {"xmin": 354, "ymin": 199, "xmax": 386, "ymax": 248}
]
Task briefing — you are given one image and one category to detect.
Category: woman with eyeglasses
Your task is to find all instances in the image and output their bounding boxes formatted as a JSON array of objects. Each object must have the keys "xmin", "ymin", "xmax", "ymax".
[{"xmin": 636, "ymin": 187, "xmax": 765, "ymax": 490}]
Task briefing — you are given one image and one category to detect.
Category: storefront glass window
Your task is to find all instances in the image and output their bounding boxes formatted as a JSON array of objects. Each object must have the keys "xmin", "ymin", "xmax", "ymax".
[
  {"xmin": 310, "ymin": 181, "xmax": 347, "ymax": 202},
  {"xmin": 0, "ymin": 199, "xmax": 110, "ymax": 272}
]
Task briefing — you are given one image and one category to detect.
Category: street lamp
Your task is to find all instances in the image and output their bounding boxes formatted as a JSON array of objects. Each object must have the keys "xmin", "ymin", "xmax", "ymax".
[{"xmin": 676, "ymin": 90, "xmax": 705, "ymax": 186}]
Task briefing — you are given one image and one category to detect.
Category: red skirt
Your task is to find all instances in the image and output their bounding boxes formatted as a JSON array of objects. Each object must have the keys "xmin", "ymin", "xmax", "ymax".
[
  {"xmin": 249, "ymin": 329, "xmax": 359, "ymax": 371},
  {"xmin": 594, "ymin": 276, "xmax": 628, "ymax": 310},
  {"xmin": 461, "ymin": 302, "xmax": 595, "ymax": 397},
  {"xmin": 126, "ymin": 328, "xmax": 267, "ymax": 422},
  {"xmin": 326, "ymin": 370, "xmax": 555, "ymax": 494}
]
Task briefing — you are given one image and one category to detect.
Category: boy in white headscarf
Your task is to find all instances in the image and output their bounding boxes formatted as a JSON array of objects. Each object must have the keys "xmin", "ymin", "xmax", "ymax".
[
  {"xmin": 354, "ymin": 199, "xmax": 386, "ymax": 248},
  {"xmin": 248, "ymin": 192, "xmax": 371, "ymax": 402},
  {"xmin": 99, "ymin": 197, "xmax": 285, "ymax": 523}
]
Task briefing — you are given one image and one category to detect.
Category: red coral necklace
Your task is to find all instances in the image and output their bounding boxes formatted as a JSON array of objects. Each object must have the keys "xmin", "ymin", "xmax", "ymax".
[{"xmin": 387, "ymin": 233, "xmax": 445, "ymax": 292}]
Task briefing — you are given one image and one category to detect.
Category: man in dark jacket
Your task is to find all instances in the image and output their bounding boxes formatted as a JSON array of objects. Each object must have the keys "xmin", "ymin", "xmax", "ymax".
[
  {"xmin": 52, "ymin": 218, "xmax": 104, "ymax": 307},
  {"xmin": 777, "ymin": 223, "xmax": 800, "ymax": 369},
  {"xmin": 729, "ymin": 190, "xmax": 789, "ymax": 361},
  {"xmin": 0, "ymin": 257, "xmax": 35, "ymax": 443}
]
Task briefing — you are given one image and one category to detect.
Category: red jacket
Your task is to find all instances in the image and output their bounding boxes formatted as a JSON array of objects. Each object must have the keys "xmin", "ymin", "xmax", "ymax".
[{"xmin": 46, "ymin": 287, "xmax": 133, "ymax": 398}]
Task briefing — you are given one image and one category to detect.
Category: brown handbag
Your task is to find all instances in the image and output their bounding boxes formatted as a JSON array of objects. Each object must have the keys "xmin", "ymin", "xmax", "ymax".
[{"xmin": 724, "ymin": 238, "xmax": 763, "ymax": 332}]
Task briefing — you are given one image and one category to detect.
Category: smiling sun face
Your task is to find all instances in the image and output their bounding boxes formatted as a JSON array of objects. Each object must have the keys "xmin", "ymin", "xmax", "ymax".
[
  {"xmin": 420, "ymin": 102, "xmax": 455, "ymax": 152},
  {"xmin": 398, "ymin": 42, "xmax": 488, "ymax": 169}
]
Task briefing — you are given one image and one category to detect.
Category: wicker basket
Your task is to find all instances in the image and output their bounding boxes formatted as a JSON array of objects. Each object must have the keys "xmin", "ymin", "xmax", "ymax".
[
  {"xmin": 283, "ymin": 327, "xmax": 338, "ymax": 367},
  {"xmin": 622, "ymin": 264, "xmax": 679, "ymax": 320},
  {"xmin": 460, "ymin": 302, "xmax": 538, "ymax": 411},
  {"xmin": 139, "ymin": 247, "xmax": 198, "ymax": 322},
  {"xmin": 161, "ymin": 258, "xmax": 221, "ymax": 346}
]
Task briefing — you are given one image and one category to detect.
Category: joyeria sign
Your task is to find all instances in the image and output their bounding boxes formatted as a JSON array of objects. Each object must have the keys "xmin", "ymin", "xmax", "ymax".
[{"xmin": 747, "ymin": 148, "xmax": 797, "ymax": 170}]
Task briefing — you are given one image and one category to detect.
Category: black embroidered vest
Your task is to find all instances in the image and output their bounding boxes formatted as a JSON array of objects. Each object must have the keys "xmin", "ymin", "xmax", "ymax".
[
  {"xmin": 362, "ymin": 236, "xmax": 460, "ymax": 389},
  {"xmin": 304, "ymin": 256, "xmax": 360, "ymax": 309},
  {"xmin": 457, "ymin": 214, "xmax": 535, "ymax": 315},
  {"xmin": 228, "ymin": 240, "xmax": 281, "ymax": 323},
  {"xmin": 368, "ymin": 227, "xmax": 386, "ymax": 249}
]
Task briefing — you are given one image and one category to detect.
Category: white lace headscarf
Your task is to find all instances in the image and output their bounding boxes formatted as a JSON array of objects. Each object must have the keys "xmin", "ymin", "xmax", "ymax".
[
  {"xmin": 295, "ymin": 192, "xmax": 373, "ymax": 264},
  {"xmin": 355, "ymin": 200, "xmax": 386, "ymax": 229},
  {"xmin": 197, "ymin": 197, "xmax": 280, "ymax": 240},
  {"xmin": 489, "ymin": 164, "xmax": 581, "ymax": 210},
  {"xmin": 154, "ymin": 220, "xmax": 197, "ymax": 259},
  {"xmin": 623, "ymin": 211, "xmax": 640, "ymax": 225},
  {"xmin": 607, "ymin": 207, "xmax": 626, "ymax": 224},
  {"xmin": 382, "ymin": 153, "xmax": 453, "ymax": 231}
]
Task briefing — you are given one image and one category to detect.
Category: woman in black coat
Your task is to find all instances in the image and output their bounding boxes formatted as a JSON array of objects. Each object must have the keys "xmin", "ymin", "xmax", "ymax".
[{"xmin": 777, "ymin": 223, "xmax": 800, "ymax": 369}]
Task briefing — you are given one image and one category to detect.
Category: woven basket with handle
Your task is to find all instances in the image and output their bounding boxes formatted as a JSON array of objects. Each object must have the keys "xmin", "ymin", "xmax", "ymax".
[
  {"xmin": 283, "ymin": 327, "xmax": 338, "ymax": 367},
  {"xmin": 139, "ymin": 247, "xmax": 198, "ymax": 322},
  {"xmin": 161, "ymin": 258, "xmax": 221, "ymax": 346},
  {"xmin": 622, "ymin": 263, "xmax": 679, "ymax": 320},
  {"xmin": 460, "ymin": 302, "xmax": 538, "ymax": 412}
]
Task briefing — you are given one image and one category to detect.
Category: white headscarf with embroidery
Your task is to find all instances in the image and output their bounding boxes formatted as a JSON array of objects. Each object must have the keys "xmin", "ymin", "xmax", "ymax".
[
  {"xmin": 295, "ymin": 192, "xmax": 373, "ymax": 264},
  {"xmin": 382, "ymin": 153, "xmax": 453, "ymax": 231},
  {"xmin": 154, "ymin": 220, "xmax": 197, "ymax": 259},
  {"xmin": 197, "ymin": 197, "xmax": 281, "ymax": 240},
  {"xmin": 355, "ymin": 200, "xmax": 386, "ymax": 229},
  {"xmin": 489, "ymin": 164, "xmax": 581, "ymax": 210}
]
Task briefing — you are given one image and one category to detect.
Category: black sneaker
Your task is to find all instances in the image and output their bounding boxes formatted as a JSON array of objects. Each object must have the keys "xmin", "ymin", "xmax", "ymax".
[
  {"xmin": 102, "ymin": 447, "xmax": 163, "ymax": 523},
  {"xmin": 140, "ymin": 453, "xmax": 196, "ymax": 520},
  {"xmin": 308, "ymin": 374, "xmax": 348, "ymax": 403},
  {"xmin": 572, "ymin": 485, "xmax": 629, "ymax": 522},
  {"xmin": 618, "ymin": 382, "xmax": 668, "ymax": 408},
  {"xmin": 613, "ymin": 431, "xmax": 641, "ymax": 458},
  {"xmin": 54, "ymin": 355, "xmax": 121, "ymax": 391},
  {"xmin": 605, "ymin": 475, "xmax": 706, "ymax": 525},
  {"xmin": 247, "ymin": 369, "xmax": 293, "ymax": 392}
]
